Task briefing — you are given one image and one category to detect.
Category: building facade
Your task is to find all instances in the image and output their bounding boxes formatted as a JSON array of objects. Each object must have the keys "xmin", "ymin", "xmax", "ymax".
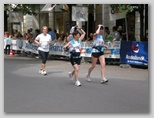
[{"xmin": 7, "ymin": 4, "xmax": 148, "ymax": 41}]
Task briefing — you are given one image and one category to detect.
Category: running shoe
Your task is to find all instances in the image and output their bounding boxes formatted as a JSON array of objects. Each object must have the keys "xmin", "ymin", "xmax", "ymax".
[
  {"xmin": 75, "ymin": 80, "xmax": 81, "ymax": 86},
  {"xmin": 101, "ymin": 78, "xmax": 108, "ymax": 84},
  {"xmin": 39, "ymin": 69, "xmax": 42, "ymax": 74},
  {"xmin": 86, "ymin": 73, "xmax": 91, "ymax": 82},
  {"xmin": 41, "ymin": 70, "xmax": 47, "ymax": 75},
  {"xmin": 68, "ymin": 72, "xmax": 73, "ymax": 80}
]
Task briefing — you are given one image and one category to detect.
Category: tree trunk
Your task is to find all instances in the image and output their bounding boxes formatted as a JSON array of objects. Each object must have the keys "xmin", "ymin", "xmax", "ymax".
[
  {"xmin": 139, "ymin": 4, "xmax": 144, "ymax": 41},
  {"xmin": 4, "ymin": 10, "xmax": 8, "ymax": 32}
]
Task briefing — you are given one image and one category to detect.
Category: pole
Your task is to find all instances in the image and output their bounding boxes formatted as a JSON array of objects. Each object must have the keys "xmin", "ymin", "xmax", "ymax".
[
  {"xmin": 102, "ymin": 4, "xmax": 104, "ymax": 26},
  {"xmin": 94, "ymin": 4, "xmax": 96, "ymax": 31},
  {"xmin": 125, "ymin": 15, "xmax": 128, "ymax": 41},
  {"xmin": 87, "ymin": 18, "xmax": 88, "ymax": 39}
]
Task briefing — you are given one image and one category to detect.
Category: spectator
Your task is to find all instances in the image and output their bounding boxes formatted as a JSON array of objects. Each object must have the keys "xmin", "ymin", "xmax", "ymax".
[
  {"xmin": 24, "ymin": 33, "xmax": 33, "ymax": 44},
  {"xmin": 105, "ymin": 31, "xmax": 113, "ymax": 42},
  {"xmin": 54, "ymin": 29, "xmax": 59, "ymax": 40},
  {"xmin": 48, "ymin": 28, "xmax": 56, "ymax": 41},
  {"xmin": 4, "ymin": 32, "xmax": 12, "ymax": 55},
  {"xmin": 61, "ymin": 34, "xmax": 68, "ymax": 43},
  {"xmin": 86, "ymin": 33, "xmax": 93, "ymax": 46},
  {"xmin": 29, "ymin": 28, "xmax": 34, "ymax": 37},
  {"xmin": 32, "ymin": 29, "xmax": 40, "ymax": 40},
  {"xmin": 103, "ymin": 26, "xmax": 109, "ymax": 39},
  {"xmin": 86, "ymin": 33, "xmax": 93, "ymax": 42},
  {"xmin": 117, "ymin": 25, "xmax": 127, "ymax": 40},
  {"xmin": 13, "ymin": 29, "xmax": 22, "ymax": 39},
  {"xmin": 112, "ymin": 26, "xmax": 121, "ymax": 41}
]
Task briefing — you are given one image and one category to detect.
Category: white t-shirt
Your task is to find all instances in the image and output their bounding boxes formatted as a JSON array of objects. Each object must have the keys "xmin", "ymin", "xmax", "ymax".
[
  {"xmin": 4, "ymin": 38, "xmax": 12, "ymax": 49},
  {"xmin": 35, "ymin": 33, "xmax": 51, "ymax": 52}
]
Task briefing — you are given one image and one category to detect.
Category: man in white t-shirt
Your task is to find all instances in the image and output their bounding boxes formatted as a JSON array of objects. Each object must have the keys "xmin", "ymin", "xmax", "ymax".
[{"xmin": 34, "ymin": 26, "xmax": 52, "ymax": 75}]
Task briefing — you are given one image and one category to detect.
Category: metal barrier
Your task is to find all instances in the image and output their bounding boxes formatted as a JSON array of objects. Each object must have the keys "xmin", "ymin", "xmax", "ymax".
[{"xmin": 10, "ymin": 39, "xmax": 121, "ymax": 63}]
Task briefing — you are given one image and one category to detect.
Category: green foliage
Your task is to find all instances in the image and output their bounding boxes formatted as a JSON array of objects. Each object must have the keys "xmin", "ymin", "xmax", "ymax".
[
  {"xmin": 110, "ymin": 4, "xmax": 134, "ymax": 14},
  {"xmin": 4, "ymin": 4, "xmax": 40, "ymax": 15}
]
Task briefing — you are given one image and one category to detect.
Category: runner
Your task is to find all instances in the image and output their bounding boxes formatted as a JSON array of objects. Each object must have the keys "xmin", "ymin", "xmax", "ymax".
[
  {"xmin": 34, "ymin": 26, "xmax": 52, "ymax": 75},
  {"xmin": 63, "ymin": 26, "xmax": 86, "ymax": 86},
  {"xmin": 86, "ymin": 24, "xmax": 108, "ymax": 84}
]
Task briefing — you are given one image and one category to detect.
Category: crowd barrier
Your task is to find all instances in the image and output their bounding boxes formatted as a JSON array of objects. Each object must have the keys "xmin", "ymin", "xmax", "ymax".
[
  {"xmin": 11, "ymin": 39, "xmax": 121, "ymax": 60},
  {"xmin": 10, "ymin": 39, "xmax": 148, "ymax": 66}
]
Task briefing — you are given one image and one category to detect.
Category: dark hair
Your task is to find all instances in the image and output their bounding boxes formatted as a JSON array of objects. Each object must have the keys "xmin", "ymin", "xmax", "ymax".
[
  {"xmin": 35, "ymin": 29, "xmax": 40, "ymax": 34},
  {"xmin": 112, "ymin": 26, "xmax": 117, "ymax": 31},
  {"xmin": 61, "ymin": 34, "xmax": 66, "ymax": 41},
  {"xmin": 48, "ymin": 28, "xmax": 52, "ymax": 31},
  {"xmin": 72, "ymin": 31, "xmax": 80, "ymax": 37},
  {"xmin": 105, "ymin": 27, "xmax": 109, "ymax": 31},
  {"xmin": 97, "ymin": 25, "xmax": 104, "ymax": 30}
]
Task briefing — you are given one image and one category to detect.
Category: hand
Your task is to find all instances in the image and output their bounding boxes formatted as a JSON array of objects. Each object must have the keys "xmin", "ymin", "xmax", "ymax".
[
  {"xmin": 75, "ymin": 25, "xmax": 79, "ymax": 28},
  {"xmin": 38, "ymin": 42, "xmax": 42, "ymax": 45},
  {"xmin": 63, "ymin": 46, "xmax": 69, "ymax": 51},
  {"xmin": 104, "ymin": 45, "xmax": 108, "ymax": 48},
  {"xmin": 48, "ymin": 41, "xmax": 52, "ymax": 44},
  {"xmin": 98, "ymin": 24, "xmax": 103, "ymax": 27},
  {"xmin": 77, "ymin": 26, "xmax": 81, "ymax": 29}
]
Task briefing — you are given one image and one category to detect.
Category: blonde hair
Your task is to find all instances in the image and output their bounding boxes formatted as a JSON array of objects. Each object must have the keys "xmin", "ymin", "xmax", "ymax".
[
  {"xmin": 4, "ymin": 32, "xmax": 10, "ymax": 37},
  {"xmin": 42, "ymin": 26, "xmax": 48, "ymax": 30}
]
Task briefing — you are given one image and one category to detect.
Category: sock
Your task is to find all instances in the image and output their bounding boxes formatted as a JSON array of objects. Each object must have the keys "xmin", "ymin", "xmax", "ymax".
[{"xmin": 103, "ymin": 77, "xmax": 107, "ymax": 81}]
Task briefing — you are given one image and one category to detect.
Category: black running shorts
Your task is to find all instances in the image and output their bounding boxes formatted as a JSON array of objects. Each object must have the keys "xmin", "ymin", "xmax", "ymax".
[
  {"xmin": 70, "ymin": 57, "xmax": 82, "ymax": 65},
  {"xmin": 91, "ymin": 52, "xmax": 104, "ymax": 58}
]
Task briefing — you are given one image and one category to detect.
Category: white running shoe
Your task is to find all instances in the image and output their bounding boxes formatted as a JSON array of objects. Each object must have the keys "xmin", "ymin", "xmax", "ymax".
[
  {"xmin": 68, "ymin": 72, "xmax": 73, "ymax": 80},
  {"xmin": 41, "ymin": 70, "xmax": 47, "ymax": 75},
  {"xmin": 101, "ymin": 78, "xmax": 108, "ymax": 84},
  {"xmin": 86, "ymin": 73, "xmax": 91, "ymax": 82},
  {"xmin": 39, "ymin": 69, "xmax": 42, "ymax": 74},
  {"xmin": 75, "ymin": 80, "xmax": 81, "ymax": 87}
]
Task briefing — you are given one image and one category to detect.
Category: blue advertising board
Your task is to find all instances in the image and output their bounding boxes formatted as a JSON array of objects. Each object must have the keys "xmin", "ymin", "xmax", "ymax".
[{"xmin": 120, "ymin": 41, "xmax": 148, "ymax": 66}]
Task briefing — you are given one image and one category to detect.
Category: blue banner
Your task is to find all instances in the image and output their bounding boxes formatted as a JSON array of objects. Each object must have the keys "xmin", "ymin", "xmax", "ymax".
[{"xmin": 120, "ymin": 41, "xmax": 148, "ymax": 66}]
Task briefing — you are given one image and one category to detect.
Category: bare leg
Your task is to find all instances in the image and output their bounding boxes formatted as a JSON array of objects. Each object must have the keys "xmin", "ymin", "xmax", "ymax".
[
  {"xmin": 87, "ymin": 56, "xmax": 98, "ymax": 77},
  {"xmin": 73, "ymin": 64, "xmax": 80, "ymax": 81},
  {"xmin": 98, "ymin": 55, "xmax": 106, "ymax": 79},
  {"xmin": 71, "ymin": 70, "xmax": 75, "ymax": 76},
  {"xmin": 41, "ymin": 63, "xmax": 45, "ymax": 70}
]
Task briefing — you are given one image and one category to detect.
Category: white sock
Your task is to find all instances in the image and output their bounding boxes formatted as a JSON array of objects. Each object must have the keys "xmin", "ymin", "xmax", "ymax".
[{"xmin": 103, "ymin": 77, "xmax": 107, "ymax": 81}]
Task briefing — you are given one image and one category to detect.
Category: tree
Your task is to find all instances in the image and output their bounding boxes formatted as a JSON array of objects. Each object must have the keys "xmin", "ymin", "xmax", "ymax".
[
  {"xmin": 4, "ymin": 4, "xmax": 40, "ymax": 31},
  {"xmin": 110, "ymin": 4, "xmax": 134, "ymax": 14},
  {"xmin": 110, "ymin": 4, "xmax": 134, "ymax": 41},
  {"xmin": 4, "ymin": 4, "xmax": 40, "ymax": 15}
]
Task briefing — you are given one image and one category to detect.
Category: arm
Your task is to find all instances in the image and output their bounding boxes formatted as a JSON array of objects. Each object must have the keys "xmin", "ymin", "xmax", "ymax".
[
  {"xmin": 34, "ymin": 39, "xmax": 41, "ymax": 45},
  {"xmin": 34, "ymin": 35, "xmax": 41, "ymax": 45},
  {"xmin": 63, "ymin": 41, "xmax": 71, "ymax": 49},
  {"xmin": 78, "ymin": 28, "xmax": 86, "ymax": 41},
  {"xmin": 96, "ymin": 24, "xmax": 103, "ymax": 34},
  {"xmin": 93, "ymin": 24, "xmax": 103, "ymax": 38},
  {"xmin": 48, "ymin": 35, "xmax": 52, "ymax": 44}
]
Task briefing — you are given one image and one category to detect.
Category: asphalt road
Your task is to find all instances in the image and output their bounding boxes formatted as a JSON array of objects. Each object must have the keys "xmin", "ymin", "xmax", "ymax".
[{"xmin": 4, "ymin": 55, "xmax": 149, "ymax": 113}]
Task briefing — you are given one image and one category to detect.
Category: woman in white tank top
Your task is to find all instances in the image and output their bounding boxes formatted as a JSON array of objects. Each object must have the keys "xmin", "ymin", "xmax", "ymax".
[{"xmin": 86, "ymin": 24, "xmax": 109, "ymax": 84}]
